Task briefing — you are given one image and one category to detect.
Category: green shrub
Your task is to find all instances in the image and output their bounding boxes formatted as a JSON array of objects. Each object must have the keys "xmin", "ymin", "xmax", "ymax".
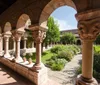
[
  {"xmin": 46, "ymin": 59, "xmax": 55, "ymax": 67},
  {"xmin": 94, "ymin": 45, "xmax": 100, "ymax": 54},
  {"xmin": 50, "ymin": 45, "xmax": 66, "ymax": 54},
  {"xmin": 93, "ymin": 53, "xmax": 100, "ymax": 79},
  {"xmin": 72, "ymin": 45, "xmax": 80, "ymax": 53},
  {"xmin": 93, "ymin": 70, "xmax": 100, "ymax": 79},
  {"xmin": 66, "ymin": 45, "xmax": 79, "ymax": 55},
  {"xmin": 51, "ymin": 63, "xmax": 64, "ymax": 71},
  {"xmin": 57, "ymin": 50, "xmax": 73, "ymax": 61},
  {"xmin": 47, "ymin": 58, "xmax": 67, "ymax": 71},
  {"xmin": 51, "ymin": 59, "xmax": 67, "ymax": 71},
  {"xmin": 51, "ymin": 54, "xmax": 58, "ymax": 60}
]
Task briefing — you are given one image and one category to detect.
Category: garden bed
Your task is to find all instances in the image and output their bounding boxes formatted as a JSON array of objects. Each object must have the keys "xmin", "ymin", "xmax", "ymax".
[{"xmin": 23, "ymin": 45, "xmax": 80, "ymax": 71}]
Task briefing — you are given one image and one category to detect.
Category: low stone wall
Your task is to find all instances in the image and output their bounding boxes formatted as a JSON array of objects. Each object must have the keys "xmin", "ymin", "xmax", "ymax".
[{"xmin": 0, "ymin": 57, "xmax": 48, "ymax": 85}]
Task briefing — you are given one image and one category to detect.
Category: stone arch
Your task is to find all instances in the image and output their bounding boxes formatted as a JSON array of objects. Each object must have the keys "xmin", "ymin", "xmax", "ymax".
[
  {"xmin": 4, "ymin": 22, "xmax": 12, "ymax": 33},
  {"xmin": 16, "ymin": 14, "xmax": 31, "ymax": 29},
  {"xmin": 39, "ymin": 0, "xmax": 77, "ymax": 28}
]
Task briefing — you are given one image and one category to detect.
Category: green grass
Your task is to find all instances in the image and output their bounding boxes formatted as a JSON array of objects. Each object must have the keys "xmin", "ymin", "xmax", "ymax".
[
  {"xmin": 42, "ymin": 50, "xmax": 54, "ymax": 64},
  {"xmin": 22, "ymin": 50, "xmax": 53, "ymax": 64}
]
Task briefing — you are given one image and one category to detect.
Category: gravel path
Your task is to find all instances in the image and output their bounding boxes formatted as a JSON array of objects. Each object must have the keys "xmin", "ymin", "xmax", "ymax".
[{"xmin": 48, "ymin": 54, "xmax": 82, "ymax": 85}]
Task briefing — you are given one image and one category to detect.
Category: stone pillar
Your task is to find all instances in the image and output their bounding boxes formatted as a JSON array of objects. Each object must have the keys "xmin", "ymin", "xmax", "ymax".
[
  {"xmin": 12, "ymin": 29, "xmax": 25, "ymax": 63},
  {"xmin": 82, "ymin": 40, "xmax": 94, "ymax": 79},
  {"xmin": 4, "ymin": 34, "xmax": 11, "ymax": 58},
  {"xmin": 33, "ymin": 30, "xmax": 46, "ymax": 70},
  {"xmin": 32, "ymin": 41, "xmax": 34, "ymax": 48},
  {"xmin": 15, "ymin": 36, "xmax": 23, "ymax": 62},
  {"xmin": 23, "ymin": 37, "xmax": 27, "ymax": 50},
  {"xmin": 29, "ymin": 26, "xmax": 46, "ymax": 70},
  {"xmin": 12, "ymin": 37, "xmax": 16, "ymax": 51},
  {"xmin": 75, "ymin": 11, "xmax": 100, "ymax": 85},
  {"xmin": 0, "ymin": 34, "xmax": 3, "ymax": 56}
]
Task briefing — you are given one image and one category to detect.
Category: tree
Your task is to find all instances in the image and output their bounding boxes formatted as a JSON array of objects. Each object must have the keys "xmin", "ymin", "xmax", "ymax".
[
  {"xmin": 60, "ymin": 32, "xmax": 77, "ymax": 44},
  {"xmin": 44, "ymin": 17, "xmax": 60, "ymax": 44}
]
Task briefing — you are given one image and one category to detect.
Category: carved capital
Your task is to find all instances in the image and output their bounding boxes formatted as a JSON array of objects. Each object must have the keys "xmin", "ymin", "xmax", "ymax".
[
  {"xmin": 12, "ymin": 30, "xmax": 24, "ymax": 41},
  {"xmin": 78, "ymin": 17, "xmax": 100, "ymax": 41},
  {"xmin": 32, "ymin": 30, "xmax": 46, "ymax": 43}
]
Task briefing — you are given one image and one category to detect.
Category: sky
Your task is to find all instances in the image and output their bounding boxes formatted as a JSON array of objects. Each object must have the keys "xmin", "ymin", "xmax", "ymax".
[{"xmin": 50, "ymin": 6, "xmax": 77, "ymax": 31}]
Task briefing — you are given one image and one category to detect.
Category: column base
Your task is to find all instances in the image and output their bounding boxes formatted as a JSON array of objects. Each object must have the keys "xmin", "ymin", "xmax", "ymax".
[
  {"xmin": 76, "ymin": 75, "xmax": 98, "ymax": 85},
  {"xmin": 4, "ymin": 53, "xmax": 11, "ymax": 58},
  {"xmin": 29, "ymin": 65, "xmax": 48, "ymax": 85},
  {"xmin": 31, "ymin": 63, "xmax": 44, "ymax": 70},
  {"xmin": 14, "ymin": 56, "xmax": 23, "ymax": 63}
]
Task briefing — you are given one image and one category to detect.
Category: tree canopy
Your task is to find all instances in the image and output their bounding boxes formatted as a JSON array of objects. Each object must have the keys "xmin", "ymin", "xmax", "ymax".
[
  {"xmin": 44, "ymin": 17, "xmax": 60, "ymax": 43},
  {"xmin": 60, "ymin": 32, "xmax": 77, "ymax": 44}
]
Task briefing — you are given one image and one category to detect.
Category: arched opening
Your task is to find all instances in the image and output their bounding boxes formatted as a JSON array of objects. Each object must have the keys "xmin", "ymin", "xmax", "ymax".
[
  {"xmin": 16, "ymin": 14, "xmax": 31, "ymax": 49},
  {"xmin": 16, "ymin": 14, "xmax": 31, "ymax": 29},
  {"xmin": 39, "ymin": 0, "xmax": 80, "ymax": 84},
  {"xmin": 4, "ymin": 22, "xmax": 12, "ymax": 33},
  {"xmin": 3, "ymin": 22, "xmax": 12, "ymax": 50},
  {"xmin": 39, "ymin": 0, "xmax": 77, "ymax": 29}
]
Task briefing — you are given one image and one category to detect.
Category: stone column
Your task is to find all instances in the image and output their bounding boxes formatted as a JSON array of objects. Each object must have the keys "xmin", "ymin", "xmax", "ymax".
[
  {"xmin": 12, "ymin": 37, "xmax": 16, "ymax": 51},
  {"xmin": 12, "ymin": 29, "xmax": 25, "ymax": 63},
  {"xmin": 32, "ymin": 41, "xmax": 34, "ymax": 48},
  {"xmin": 4, "ymin": 33, "xmax": 11, "ymax": 58},
  {"xmin": 82, "ymin": 40, "xmax": 93, "ymax": 79},
  {"xmin": 23, "ymin": 37, "xmax": 27, "ymax": 50},
  {"xmin": 30, "ymin": 27, "xmax": 46, "ymax": 70},
  {"xmin": 15, "ymin": 36, "xmax": 23, "ymax": 62},
  {"xmin": 0, "ymin": 34, "xmax": 3, "ymax": 56},
  {"xmin": 75, "ymin": 11, "xmax": 100, "ymax": 85}
]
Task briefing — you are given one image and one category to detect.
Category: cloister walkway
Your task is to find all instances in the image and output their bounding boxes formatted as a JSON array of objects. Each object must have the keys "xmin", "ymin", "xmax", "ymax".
[
  {"xmin": 0, "ymin": 62, "xmax": 34, "ymax": 85},
  {"xmin": 0, "ymin": 53, "xmax": 81, "ymax": 85},
  {"xmin": 0, "ymin": 54, "xmax": 100, "ymax": 85},
  {"xmin": 48, "ymin": 54, "xmax": 82, "ymax": 85},
  {"xmin": 0, "ymin": 62, "xmax": 60, "ymax": 85}
]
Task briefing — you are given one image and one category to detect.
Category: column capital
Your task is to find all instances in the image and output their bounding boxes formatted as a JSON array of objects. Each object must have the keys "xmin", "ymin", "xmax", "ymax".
[
  {"xmin": 32, "ymin": 30, "xmax": 46, "ymax": 44},
  {"xmin": 12, "ymin": 30, "xmax": 24, "ymax": 41},
  {"xmin": 3, "ymin": 31, "xmax": 12, "ymax": 38},
  {"xmin": 28, "ymin": 25, "xmax": 47, "ymax": 43},
  {"xmin": 78, "ymin": 17, "xmax": 100, "ymax": 41}
]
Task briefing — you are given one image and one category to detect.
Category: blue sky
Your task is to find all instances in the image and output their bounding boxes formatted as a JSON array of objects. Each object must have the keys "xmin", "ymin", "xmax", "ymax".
[{"xmin": 51, "ymin": 6, "xmax": 77, "ymax": 31}]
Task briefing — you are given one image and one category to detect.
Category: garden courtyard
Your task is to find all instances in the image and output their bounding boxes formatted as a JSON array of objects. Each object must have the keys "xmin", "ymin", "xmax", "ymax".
[
  {"xmin": 0, "ymin": 0, "xmax": 100, "ymax": 85},
  {"xmin": 0, "ymin": 44, "xmax": 100, "ymax": 85}
]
